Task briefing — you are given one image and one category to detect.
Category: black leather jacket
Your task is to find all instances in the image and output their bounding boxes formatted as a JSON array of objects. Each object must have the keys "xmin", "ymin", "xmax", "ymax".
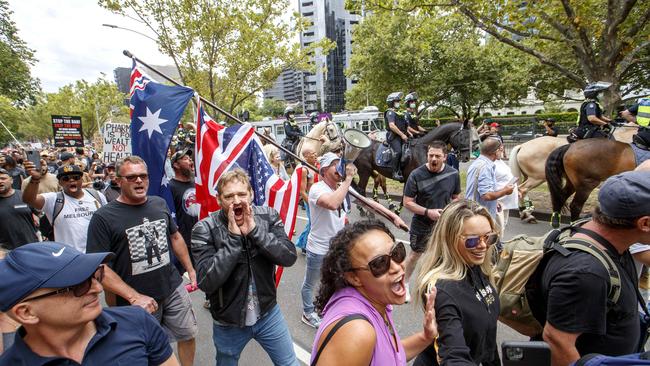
[{"xmin": 191, "ymin": 206, "xmax": 297, "ymax": 326}]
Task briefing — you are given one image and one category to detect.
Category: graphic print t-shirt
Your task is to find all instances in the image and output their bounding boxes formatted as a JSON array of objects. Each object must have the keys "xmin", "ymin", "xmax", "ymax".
[
  {"xmin": 168, "ymin": 178, "xmax": 199, "ymax": 246},
  {"xmin": 86, "ymin": 196, "xmax": 182, "ymax": 303}
]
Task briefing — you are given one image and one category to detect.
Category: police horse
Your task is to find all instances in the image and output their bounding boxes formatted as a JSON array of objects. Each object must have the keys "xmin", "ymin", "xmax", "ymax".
[{"xmin": 354, "ymin": 121, "xmax": 479, "ymax": 216}]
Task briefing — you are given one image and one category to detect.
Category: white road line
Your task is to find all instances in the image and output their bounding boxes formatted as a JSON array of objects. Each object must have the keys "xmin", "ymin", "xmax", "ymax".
[{"xmin": 293, "ymin": 342, "xmax": 311, "ymax": 365}]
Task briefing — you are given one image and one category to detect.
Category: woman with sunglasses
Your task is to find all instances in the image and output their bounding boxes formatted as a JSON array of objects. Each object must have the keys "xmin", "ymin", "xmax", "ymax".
[
  {"xmin": 310, "ymin": 220, "xmax": 437, "ymax": 366},
  {"xmin": 414, "ymin": 199, "xmax": 501, "ymax": 366}
]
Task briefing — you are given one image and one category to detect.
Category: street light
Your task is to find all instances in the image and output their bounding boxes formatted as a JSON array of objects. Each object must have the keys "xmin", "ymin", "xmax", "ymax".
[{"xmin": 102, "ymin": 23, "xmax": 158, "ymax": 43}]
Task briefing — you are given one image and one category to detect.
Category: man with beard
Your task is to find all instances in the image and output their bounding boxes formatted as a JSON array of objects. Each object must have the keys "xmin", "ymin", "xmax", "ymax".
[
  {"xmin": 86, "ymin": 156, "xmax": 197, "ymax": 366},
  {"xmin": 402, "ymin": 141, "xmax": 461, "ymax": 302},
  {"xmin": 21, "ymin": 159, "xmax": 59, "ymax": 194},
  {"xmin": 22, "ymin": 163, "xmax": 106, "ymax": 252},
  {"xmin": 168, "ymin": 149, "xmax": 198, "ymax": 259},
  {"xmin": 191, "ymin": 168, "xmax": 298, "ymax": 365},
  {"xmin": 102, "ymin": 162, "xmax": 120, "ymax": 203},
  {"xmin": 0, "ymin": 168, "xmax": 38, "ymax": 250}
]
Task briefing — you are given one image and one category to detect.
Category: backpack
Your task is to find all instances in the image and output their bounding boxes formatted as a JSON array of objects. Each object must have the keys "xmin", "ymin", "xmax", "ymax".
[
  {"xmin": 494, "ymin": 220, "xmax": 622, "ymax": 337},
  {"xmin": 573, "ymin": 352, "xmax": 650, "ymax": 365},
  {"xmin": 52, "ymin": 189, "xmax": 103, "ymax": 224}
]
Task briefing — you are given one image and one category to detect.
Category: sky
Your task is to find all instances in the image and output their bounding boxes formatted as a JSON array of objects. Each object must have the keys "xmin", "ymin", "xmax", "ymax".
[{"xmin": 8, "ymin": 0, "xmax": 174, "ymax": 92}]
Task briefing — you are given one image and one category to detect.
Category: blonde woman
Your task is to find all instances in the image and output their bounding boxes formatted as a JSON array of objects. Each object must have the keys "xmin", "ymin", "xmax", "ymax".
[
  {"xmin": 264, "ymin": 145, "xmax": 290, "ymax": 181},
  {"xmin": 414, "ymin": 199, "xmax": 500, "ymax": 366}
]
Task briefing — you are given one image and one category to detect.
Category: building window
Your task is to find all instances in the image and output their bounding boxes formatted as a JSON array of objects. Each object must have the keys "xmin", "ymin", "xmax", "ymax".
[
  {"xmin": 302, "ymin": 1, "xmax": 313, "ymax": 6},
  {"xmin": 507, "ymin": 112, "xmax": 515, "ymax": 115},
  {"xmin": 303, "ymin": 12, "xmax": 313, "ymax": 16},
  {"xmin": 304, "ymin": 32, "xmax": 314, "ymax": 37},
  {"xmin": 521, "ymin": 111, "xmax": 527, "ymax": 115}
]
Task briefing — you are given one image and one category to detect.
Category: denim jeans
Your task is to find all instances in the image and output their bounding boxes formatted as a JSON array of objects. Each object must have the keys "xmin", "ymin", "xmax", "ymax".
[
  {"xmin": 296, "ymin": 205, "xmax": 310, "ymax": 250},
  {"xmin": 212, "ymin": 304, "xmax": 298, "ymax": 366},
  {"xmin": 301, "ymin": 250, "xmax": 325, "ymax": 314}
]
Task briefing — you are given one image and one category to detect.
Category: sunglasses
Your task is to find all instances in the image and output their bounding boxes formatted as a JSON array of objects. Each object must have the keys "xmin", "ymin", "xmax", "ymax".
[
  {"xmin": 461, "ymin": 232, "xmax": 499, "ymax": 249},
  {"xmin": 61, "ymin": 174, "xmax": 82, "ymax": 182},
  {"xmin": 22, "ymin": 265, "xmax": 105, "ymax": 302},
  {"xmin": 120, "ymin": 174, "xmax": 149, "ymax": 182},
  {"xmin": 349, "ymin": 242, "xmax": 406, "ymax": 277}
]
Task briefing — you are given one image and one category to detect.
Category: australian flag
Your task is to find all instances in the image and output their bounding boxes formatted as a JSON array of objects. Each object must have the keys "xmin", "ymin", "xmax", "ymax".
[{"xmin": 129, "ymin": 60, "xmax": 194, "ymax": 219}]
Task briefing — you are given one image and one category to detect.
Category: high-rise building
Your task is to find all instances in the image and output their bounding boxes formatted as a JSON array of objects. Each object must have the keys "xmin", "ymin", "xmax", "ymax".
[
  {"xmin": 299, "ymin": 0, "xmax": 360, "ymax": 113},
  {"xmin": 262, "ymin": 69, "xmax": 304, "ymax": 105}
]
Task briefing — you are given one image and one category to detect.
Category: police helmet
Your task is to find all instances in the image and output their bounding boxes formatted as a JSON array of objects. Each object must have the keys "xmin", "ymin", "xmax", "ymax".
[
  {"xmin": 284, "ymin": 106, "xmax": 295, "ymax": 119},
  {"xmin": 309, "ymin": 112, "xmax": 319, "ymax": 124},
  {"xmin": 405, "ymin": 92, "xmax": 418, "ymax": 104},
  {"xmin": 386, "ymin": 92, "xmax": 403, "ymax": 107},
  {"xmin": 584, "ymin": 81, "xmax": 612, "ymax": 99}
]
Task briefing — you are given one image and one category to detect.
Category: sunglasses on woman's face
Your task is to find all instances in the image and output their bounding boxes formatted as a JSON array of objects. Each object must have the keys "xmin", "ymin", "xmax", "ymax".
[
  {"xmin": 22, "ymin": 265, "xmax": 105, "ymax": 302},
  {"xmin": 349, "ymin": 242, "xmax": 407, "ymax": 277},
  {"xmin": 461, "ymin": 232, "xmax": 499, "ymax": 249}
]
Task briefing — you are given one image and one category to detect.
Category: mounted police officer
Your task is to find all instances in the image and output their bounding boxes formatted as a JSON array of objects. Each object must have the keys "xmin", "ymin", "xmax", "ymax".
[
  {"xmin": 622, "ymin": 98, "xmax": 650, "ymax": 150},
  {"xmin": 309, "ymin": 112, "xmax": 319, "ymax": 129},
  {"xmin": 571, "ymin": 82, "xmax": 613, "ymax": 141},
  {"xmin": 404, "ymin": 92, "xmax": 426, "ymax": 138},
  {"xmin": 385, "ymin": 92, "xmax": 408, "ymax": 181},
  {"xmin": 281, "ymin": 106, "xmax": 304, "ymax": 157}
]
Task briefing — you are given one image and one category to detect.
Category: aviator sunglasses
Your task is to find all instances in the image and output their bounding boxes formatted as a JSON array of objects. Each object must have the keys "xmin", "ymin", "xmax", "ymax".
[
  {"xmin": 461, "ymin": 232, "xmax": 499, "ymax": 249},
  {"xmin": 349, "ymin": 242, "xmax": 407, "ymax": 277},
  {"xmin": 22, "ymin": 265, "xmax": 105, "ymax": 302}
]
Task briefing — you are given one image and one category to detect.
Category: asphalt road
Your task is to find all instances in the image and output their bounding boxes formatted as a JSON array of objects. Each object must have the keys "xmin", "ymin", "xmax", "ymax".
[{"xmin": 184, "ymin": 199, "xmax": 554, "ymax": 366}]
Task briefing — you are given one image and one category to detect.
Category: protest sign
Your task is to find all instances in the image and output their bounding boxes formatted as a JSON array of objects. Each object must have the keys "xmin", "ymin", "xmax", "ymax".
[
  {"xmin": 102, "ymin": 123, "xmax": 132, "ymax": 162},
  {"xmin": 51, "ymin": 115, "xmax": 84, "ymax": 147}
]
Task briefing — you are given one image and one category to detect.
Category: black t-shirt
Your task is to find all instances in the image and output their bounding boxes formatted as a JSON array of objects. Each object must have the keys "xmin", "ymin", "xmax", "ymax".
[
  {"xmin": 541, "ymin": 247, "xmax": 640, "ymax": 356},
  {"xmin": 414, "ymin": 266, "xmax": 500, "ymax": 366},
  {"xmin": 545, "ymin": 126, "xmax": 559, "ymax": 137},
  {"xmin": 102, "ymin": 183, "xmax": 121, "ymax": 203},
  {"xmin": 0, "ymin": 190, "xmax": 38, "ymax": 250},
  {"xmin": 168, "ymin": 178, "xmax": 199, "ymax": 248},
  {"xmin": 579, "ymin": 100, "xmax": 603, "ymax": 127},
  {"xmin": 403, "ymin": 164, "xmax": 460, "ymax": 235},
  {"xmin": 86, "ymin": 196, "xmax": 182, "ymax": 303},
  {"xmin": 7, "ymin": 167, "xmax": 26, "ymax": 190}
]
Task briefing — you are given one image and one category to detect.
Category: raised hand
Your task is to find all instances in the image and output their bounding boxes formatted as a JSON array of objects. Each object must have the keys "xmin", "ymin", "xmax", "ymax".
[
  {"xmin": 423, "ymin": 286, "xmax": 438, "ymax": 341},
  {"xmin": 239, "ymin": 202, "xmax": 256, "ymax": 236},
  {"xmin": 227, "ymin": 203, "xmax": 242, "ymax": 236}
]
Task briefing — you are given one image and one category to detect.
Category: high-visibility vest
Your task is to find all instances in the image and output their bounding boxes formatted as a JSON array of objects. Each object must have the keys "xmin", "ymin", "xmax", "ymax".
[{"xmin": 637, "ymin": 98, "xmax": 650, "ymax": 127}]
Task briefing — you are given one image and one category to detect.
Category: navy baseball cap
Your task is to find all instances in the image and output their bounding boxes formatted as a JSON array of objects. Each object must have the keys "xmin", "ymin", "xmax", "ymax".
[
  {"xmin": 56, "ymin": 164, "xmax": 82, "ymax": 179},
  {"xmin": 598, "ymin": 171, "xmax": 650, "ymax": 219},
  {"xmin": 0, "ymin": 242, "xmax": 114, "ymax": 312}
]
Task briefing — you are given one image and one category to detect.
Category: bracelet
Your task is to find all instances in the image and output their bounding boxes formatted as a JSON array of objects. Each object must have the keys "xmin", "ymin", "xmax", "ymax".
[{"xmin": 424, "ymin": 209, "xmax": 429, "ymax": 217}]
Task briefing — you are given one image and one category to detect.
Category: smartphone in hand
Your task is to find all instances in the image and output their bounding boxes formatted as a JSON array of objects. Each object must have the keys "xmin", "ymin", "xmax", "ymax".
[{"xmin": 26, "ymin": 150, "xmax": 41, "ymax": 169}]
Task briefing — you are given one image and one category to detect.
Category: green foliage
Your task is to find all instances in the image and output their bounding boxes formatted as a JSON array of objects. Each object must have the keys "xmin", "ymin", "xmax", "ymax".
[
  {"xmin": 100, "ymin": 0, "xmax": 334, "ymax": 116},
  {"xmin": 345, "ymin": 10, "xmax": 533, "ymax": 121},
  {"xmin": 259, "ymin": 99, "xmax": 287, "ymax": 119},
  {"xmin": 0, "ymin": 0, "xmax": 39, "ymax": 105}
]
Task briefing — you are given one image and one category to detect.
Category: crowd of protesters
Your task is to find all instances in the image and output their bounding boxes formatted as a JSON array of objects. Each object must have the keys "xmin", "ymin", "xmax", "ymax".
[{"xmin": 0, "ymin": 133, "xmax": 650, "ymax": 366}]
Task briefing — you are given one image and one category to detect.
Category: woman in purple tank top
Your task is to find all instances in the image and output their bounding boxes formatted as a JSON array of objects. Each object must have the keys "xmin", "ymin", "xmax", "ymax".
[{"xmin": 310, "ymin": 220, "xmax": 438, "ymax": 365}]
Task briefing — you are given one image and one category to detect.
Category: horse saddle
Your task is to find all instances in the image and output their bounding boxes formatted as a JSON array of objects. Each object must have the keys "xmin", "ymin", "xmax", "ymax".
[{"xmin": 375, "ymin": 143, "xmax": 395, "ymax": 168}]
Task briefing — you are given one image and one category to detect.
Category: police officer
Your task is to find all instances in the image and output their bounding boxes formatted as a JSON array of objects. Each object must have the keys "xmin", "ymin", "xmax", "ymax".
[
  {"xmin": 282, "ymin": 106, "xmax": 304, "ymax": 156},
  {"xmin": 404, "ymin": 92, "xmax": 426, "ymax": 138},
  {"xmin": 309, "ymin": 112, "xmax": 319, "ymax": 128},
  {"xmin": 385, "ymin": 92, "xmax": 408, "ymax": 181},
  {"xmin": 622, "ymin": 98, "xmax": 650, "ymax": 149},
  {"xmin": 573, "ymin": 82, "xmax": 613, "ymax": 140}
]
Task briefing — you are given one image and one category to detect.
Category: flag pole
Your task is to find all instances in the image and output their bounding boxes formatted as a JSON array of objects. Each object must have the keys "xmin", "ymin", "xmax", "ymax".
[{"xmin": 123, "ymin": 50, "xmax": 408, "ymax": 232}]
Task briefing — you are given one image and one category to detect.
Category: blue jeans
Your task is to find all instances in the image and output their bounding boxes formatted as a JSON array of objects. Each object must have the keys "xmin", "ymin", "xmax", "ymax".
[
  {"xmin": 212, "ymin": 304, "xmax": 298, "ymax": 366},
  {"xmin": 301, "ymin": 250, "xmax": 325, "ymax": 314},
  {"xmin": 296, "ymin": 206, "xmax": 310, "ymax": 250}
]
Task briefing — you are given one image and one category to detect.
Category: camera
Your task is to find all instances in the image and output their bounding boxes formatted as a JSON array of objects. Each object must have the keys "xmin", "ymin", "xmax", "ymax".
[{"xmin": 92, "ymin": 179, "xmax": 105, "ymax": 191}]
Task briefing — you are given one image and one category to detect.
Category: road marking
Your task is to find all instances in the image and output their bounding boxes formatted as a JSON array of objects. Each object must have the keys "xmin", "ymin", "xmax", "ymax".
[{"xmin": 293, "ymin": 342, "xmax": 311, "ymax": 365}]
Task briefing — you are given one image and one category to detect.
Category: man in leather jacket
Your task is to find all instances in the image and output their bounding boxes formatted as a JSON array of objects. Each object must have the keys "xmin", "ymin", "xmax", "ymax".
[{"xmin": 191, "ymin": 168, "xmax": 298, "ymax": 366}]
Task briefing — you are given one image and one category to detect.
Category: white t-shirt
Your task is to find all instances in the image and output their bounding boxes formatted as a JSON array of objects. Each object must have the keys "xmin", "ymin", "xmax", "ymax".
[
  {"xmin": 307, "ymin": 181, "xmax": 346, "ymax": 255},
  {"xmin": 494, "ymin": 159, "xmax": 519, "ymax": 210},
  {"xmin": 629, "ymin": 243, "xmax": 650, "ymax": 306},
  {"xmin": 42, "ymin": 190, "xmax": 107, "ymax": 253}
]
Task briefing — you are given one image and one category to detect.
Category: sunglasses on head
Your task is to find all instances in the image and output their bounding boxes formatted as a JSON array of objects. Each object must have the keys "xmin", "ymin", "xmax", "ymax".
[
  {"xmin": 461, "ymin": 232, "xmax": 499, "ymax": 249},
  {"xmin": 61, "ymin": 174, "xmax": 82, "ymax": 182},
  {"xmin": 22, "ymin": 265, "xmax": 105, "ymax": 302},
  {"xmin": 349, "ymin": 242, "xmax": 406, "ymax": 277},
  {"xmin": 120, "ymin": 174, "xmax": 149, "ymax": 182}
]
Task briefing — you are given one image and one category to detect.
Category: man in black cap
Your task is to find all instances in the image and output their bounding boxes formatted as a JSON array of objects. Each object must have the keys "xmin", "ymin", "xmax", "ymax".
[
  {"xmin": 0, "ymin": 242, "xmax": 178, "ymax": 365},
  {"xmin": 59, "ymin": 151, "xmax": 75, "ymax": 167},
  {"xmin": 543, "ymin": 117, "xmax": 559, "ymax": 137},
  {"xmin": 22, "ymin": 162, "xmax": 106, "ymax": 251},
  {"xmin": 537, "ymin": 170, "xmax": 650, "ymax": 365},
  {"xmin": 102, "ymin": 162, "xmax": 120, "ymax": 203}
]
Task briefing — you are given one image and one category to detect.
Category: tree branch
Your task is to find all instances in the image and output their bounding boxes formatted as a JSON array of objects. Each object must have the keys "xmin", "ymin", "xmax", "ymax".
[
  {"xmin": 559, "ymin": 0, "xmax": 596, "ymax": 75},
  {"xmin": 617, "ymin": 40, "xmax": 650, "ymax": 79}
]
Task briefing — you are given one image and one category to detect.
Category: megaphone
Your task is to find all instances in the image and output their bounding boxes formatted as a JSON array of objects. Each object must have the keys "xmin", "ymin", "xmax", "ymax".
[{"xmin": 336, "ymin": 128, "xmax": 372, "ymax": 177}]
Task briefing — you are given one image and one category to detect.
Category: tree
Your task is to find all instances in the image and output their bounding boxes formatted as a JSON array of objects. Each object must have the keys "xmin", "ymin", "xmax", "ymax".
[
  {"xmin": 0, "ymin": 0, "xmax": 39, "ymax": 105},
  {"xmin": 358, "ymin": 0, "xmax": 650, "ymax": 113},
  {"xmin": 100, "ymin": 0, "xmax": 334, "ymax": 118},
  {"xmin": 23, "ymin": 77, "xmax": 129, "ymax": 141},
  {"xmin": 345, "ymin": 11, "xmax": 531, "ymax": 121}
]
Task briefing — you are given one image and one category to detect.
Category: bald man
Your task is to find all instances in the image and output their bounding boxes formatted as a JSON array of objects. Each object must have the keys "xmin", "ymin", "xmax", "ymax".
[
  {"xmin": 465, "ymin": 137, "xmax": 514, "ymax": 223},
  {"xmin": 295, "ymin": 147, "xmax": 319, "ymax": 252}
]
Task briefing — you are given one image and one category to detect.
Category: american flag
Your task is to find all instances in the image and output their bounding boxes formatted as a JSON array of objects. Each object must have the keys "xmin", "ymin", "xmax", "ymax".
[{"xmin": 194, "ymin": 97, "xmax": 303, "ymax": 240}]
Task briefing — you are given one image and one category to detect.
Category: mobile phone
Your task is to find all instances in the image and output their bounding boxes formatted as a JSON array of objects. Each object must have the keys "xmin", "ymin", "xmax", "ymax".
[
  {"xmin": 26, "ymin": 150, "xmax": 41, "ymax": 168},
  {"xmin": 502, "ymin": 341, "xmax": 550, "ymax": 366}
]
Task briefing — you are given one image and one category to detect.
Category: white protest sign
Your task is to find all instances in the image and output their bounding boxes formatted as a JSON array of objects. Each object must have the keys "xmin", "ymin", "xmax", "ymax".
[{"xmin": 103, "ymin": 123, "xmax": 131, "ymax": 162}]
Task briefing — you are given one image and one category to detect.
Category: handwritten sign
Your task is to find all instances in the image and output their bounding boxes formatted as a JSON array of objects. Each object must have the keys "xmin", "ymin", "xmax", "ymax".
[{"xmin": 102, "ymin": 123, "xmax": 132, "ymax": 162}]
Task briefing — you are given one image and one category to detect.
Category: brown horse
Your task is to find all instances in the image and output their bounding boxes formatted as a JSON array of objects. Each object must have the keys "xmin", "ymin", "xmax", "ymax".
[
  {"xmin": 353, "ymin": 121, "xmax": 478, "ymax": 216},
  {"xmin": 545, "ymin": 139, "xmax": 636, "ymax": 228}
]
